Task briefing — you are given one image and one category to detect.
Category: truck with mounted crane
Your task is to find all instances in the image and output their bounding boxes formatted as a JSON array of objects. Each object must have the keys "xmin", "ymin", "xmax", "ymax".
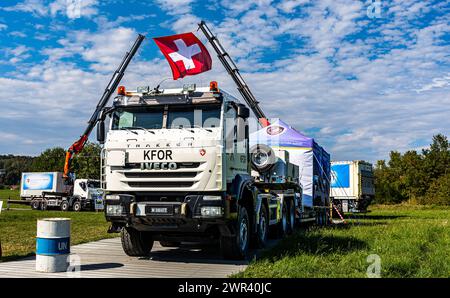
[
  {"xmin": 16, "ymin": 172, "xmax": 102, "ymax": 211},
  {"xmin": 64, "ymin": 21, "xmax": 328, "ymax": 259}
]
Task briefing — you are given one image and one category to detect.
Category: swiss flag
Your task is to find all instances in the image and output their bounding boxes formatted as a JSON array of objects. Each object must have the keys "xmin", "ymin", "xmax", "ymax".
[{"xmin": 153, "ymin": 32, "xmax": 212, "ymax": 80}]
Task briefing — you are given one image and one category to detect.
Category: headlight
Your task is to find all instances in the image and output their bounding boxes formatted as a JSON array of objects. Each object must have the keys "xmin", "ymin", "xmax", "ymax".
[
  {"xmin": 106, "ymin": 205, "xmax": 123, "ymax": 216},
  {"xmin": 201, "ymin": 206, "xmax": 223, "ymax": 217},
  {"xmin": 203, "ymin": 195, "xmax": 222, "ymax": 201}
]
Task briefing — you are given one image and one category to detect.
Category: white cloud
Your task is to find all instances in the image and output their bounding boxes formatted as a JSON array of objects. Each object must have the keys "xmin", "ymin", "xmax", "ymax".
[
  {"xmin": 42, "ymin": 26, "xmax": 137, "ymax": 72},
  {"xmin": 50, "ymin": 0, "xmax": 99, "ymax": 19},
  {"xmin": 0, "ymin": 24, "xmax": 7, "ymax": 31},
  {"xmin": 278, "ymin": 0, "xmax": 311, "ymax": 13},
  {"xmin": 9, "ymin": 31, "xmax": 27, "ymax": 38},
  {"xmin": 4, "ymin": 45, "xmax": 32, "ymax": 63},
  {"xmin": 155, "ymin": 0, "xmax": 195, "ymax": 15},
  {"xmin": 415, "ymin": 73, "xmax": 450, "ymax": 93},
  {"xmin": 2, "ymin": 0, "xmax": 98, "ymax": 19},
  {"xmin": 2, "ymin": 0, "xmax": 48, "ymax": 17}
]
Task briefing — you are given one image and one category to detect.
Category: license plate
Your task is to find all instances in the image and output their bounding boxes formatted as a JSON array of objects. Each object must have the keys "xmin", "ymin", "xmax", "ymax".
[{"xmin": 146, "ymin": 206, "xmax": 172, "ymax": 215}]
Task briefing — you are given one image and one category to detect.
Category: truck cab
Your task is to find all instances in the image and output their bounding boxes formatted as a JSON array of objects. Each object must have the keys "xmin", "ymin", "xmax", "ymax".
[
  {"xmin": 100, "ymin": 83, "xmax": 300, "ymax": 259},
  {"xmin": 72, "ymin": 179, "xmax": 103, "ymax": 211}
]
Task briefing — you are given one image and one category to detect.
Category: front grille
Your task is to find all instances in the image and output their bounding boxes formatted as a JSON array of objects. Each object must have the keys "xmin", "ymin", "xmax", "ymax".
[
  {"xmin": 124, "ymin": 162, "xmax": 201, "ymax": 169},
  {"xmin": 128, "ymin": 181, "xmax": 195, "ymax": 188},
  {"xmin": 124, "ymin": 172, "xmax": 198, "ymax": 179}
]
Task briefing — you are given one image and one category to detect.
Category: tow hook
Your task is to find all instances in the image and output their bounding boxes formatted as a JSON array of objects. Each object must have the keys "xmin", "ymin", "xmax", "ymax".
[{"xmin": 107, "ymin": 224, "xmax": 122, "ymax": 233}]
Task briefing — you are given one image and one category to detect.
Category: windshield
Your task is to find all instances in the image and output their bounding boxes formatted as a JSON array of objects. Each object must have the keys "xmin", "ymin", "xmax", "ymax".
[
  {"xmin": 112, "ymin": 107, "xmax": 164, "ymax": 130},
  {"xmin": 111, "ymin": 105, "xmax": 221, "ymax": 130},
  {"xmin": 167, "ymin": 106, "xmax": 221, "ymax": 128},
  {"xmin": 88, "ymin": 181, "xmax": 100, "ymax": 188}
]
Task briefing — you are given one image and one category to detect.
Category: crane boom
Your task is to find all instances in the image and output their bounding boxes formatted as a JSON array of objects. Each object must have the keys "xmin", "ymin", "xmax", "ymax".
[
  {"xmin": 63, "ymin": 34, "xmax": 146, "ymax": 179},
  {"xmin": 198, "ymin": 21, "xmax": 269, "ymax": 127}
]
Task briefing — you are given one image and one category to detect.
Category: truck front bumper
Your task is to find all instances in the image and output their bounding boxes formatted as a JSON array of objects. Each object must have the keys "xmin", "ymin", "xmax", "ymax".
[{"xmin": 105, "ymin": 194, "xmax": 231, "ymax": 234}]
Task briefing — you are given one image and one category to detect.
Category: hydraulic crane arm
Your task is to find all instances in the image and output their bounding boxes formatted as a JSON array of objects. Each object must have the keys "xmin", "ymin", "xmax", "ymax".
[
  {"xmin": 63, "ymin": 34, "xmax": 146, "ymax": 179},
  {"xmin": 198, "ymin": 21, "xmax": 269, "ymax": 127}
]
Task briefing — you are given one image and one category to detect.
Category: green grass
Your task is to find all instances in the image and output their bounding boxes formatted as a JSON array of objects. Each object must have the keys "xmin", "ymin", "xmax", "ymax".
[
  {"xmin": 0, "ymin": 189, "xmax": 27, "ymax": 209},
  {"xmin": 0, "ymin": 208, "xmax": 116, "ymax": 262},
  {"xmin": 0, "ymin": 189, "xmax": 20, "ymax": 200},
  {"xmin": 235, "ymin": 205, "xmax": 450, "ymax": 278}
]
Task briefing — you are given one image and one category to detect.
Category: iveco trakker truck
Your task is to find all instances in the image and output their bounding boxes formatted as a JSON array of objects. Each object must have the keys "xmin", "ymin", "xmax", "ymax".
[{"xmin": 100, "ymin": 84, "xmax": 307, "ymax": 259}]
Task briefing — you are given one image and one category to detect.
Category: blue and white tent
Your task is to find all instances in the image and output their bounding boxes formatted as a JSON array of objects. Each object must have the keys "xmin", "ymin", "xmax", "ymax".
[{"xmin": 250, "ymin": 119, "xmax": 331, "ymax": 207}]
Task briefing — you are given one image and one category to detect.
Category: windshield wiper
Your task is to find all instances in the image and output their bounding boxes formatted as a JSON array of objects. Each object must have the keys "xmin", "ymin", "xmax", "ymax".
[
  {"xmin": 119, "ymin": 127, "xmax": 138, "ymax": 135},
  {"xmin": 192, "ymin": 125, "xmax": 213, "ymax": 133},
  {"xmin": 120, "ymin": 126, "xmax": 155, "ymax": 134},
  {"xmin": 174, "ymin": 126, "xmax": 195, "ymax": 133}
]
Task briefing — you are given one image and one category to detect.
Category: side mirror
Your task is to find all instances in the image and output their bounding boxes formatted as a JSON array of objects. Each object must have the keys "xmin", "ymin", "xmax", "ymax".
[
  {"xmin": 237, "ymin": 104, "xmax": 250, "ymax": 119},
  {"xmin": 97, "ymin": 121, "xmax": 105, "ymax": 143}
]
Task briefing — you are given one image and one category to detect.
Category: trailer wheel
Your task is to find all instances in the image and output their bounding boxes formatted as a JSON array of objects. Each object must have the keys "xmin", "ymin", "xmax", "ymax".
[
  {"xmin": 221, "ymin": 206, "xmax": 250, "ymax": 260},
  {"xmin": 60, "ymin": 201, "xmax": 70, "ymax": 212},
  {"xmin": 287, "ymin": 199, "xmax": 296, "ymax": 234},
  {"xmin": 121, "ymin": 227, "xmax": 153, "ymax": 257},
  {"xmin": 255, "ymin": 203, "xmax": 269, "ymax": 248},
  {"xmin": 31, "ymin": 200, "xmax": 40, "ymax": 210},
  {"xmin": 72, "ymin": 201, "xmax": 82, "ymax": 212}
]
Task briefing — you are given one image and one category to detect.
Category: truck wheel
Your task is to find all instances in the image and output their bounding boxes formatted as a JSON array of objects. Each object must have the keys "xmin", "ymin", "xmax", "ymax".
[
  {"xmin": 72, "ymin": 201, "xmax": 81, "ymax": 212},
  {"xmin": 60, "ymin": 201, "xmax": 69, "ymax": 212},
  {"xmin": 121, "ymin": 227, "xmax": 153, "ymax": 257},
  {"xmin": 159, "ymin": 241, "xmax": 180, "ymax": 247},
  {"xmin": 287, "ymin": 199, "xmax": 296, "ymax": 234},
  {"xmin": 40, "ymin": 200, "xmax": 47, "ymax": 210},
  {"xmin": 31, "ymin": 200, "xmax": 40, "ymax": 210},
  {"xmin": 278, "ymin": 202, "xmax": 289, "ymax": 237},
  {"xmin": 256, "ymin": 203, "xmax": 269, "ymax": 248},
  {"xmin": 220, "ymin": 206, "xmax": 250, "ymax": 260}
]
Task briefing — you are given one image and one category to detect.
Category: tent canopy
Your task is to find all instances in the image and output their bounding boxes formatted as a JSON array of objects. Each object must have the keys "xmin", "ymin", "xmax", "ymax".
[
  {"xmin": 250, "ymin": 119, "xmax": 331, "ymax": 208},
  {"xmin": 250, "ymin": 119, "xmax": 314, "ymax": 148}
]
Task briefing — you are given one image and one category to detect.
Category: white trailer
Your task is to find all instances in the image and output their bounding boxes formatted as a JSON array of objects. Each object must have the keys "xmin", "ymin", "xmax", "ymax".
[
  {"xmin": 330, "ymin": 160, "xmax": 375, "ymax": 213},
  {"xmin": 19, "ymin": 172, "xmax": 103, "ymax": 211},
  {"xmin": 21, "ymin": 172, "xmax": 70, "ymax": 198}
]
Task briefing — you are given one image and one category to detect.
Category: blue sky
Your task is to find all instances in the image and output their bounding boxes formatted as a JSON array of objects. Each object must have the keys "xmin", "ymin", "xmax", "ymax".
[{"xmin": 0, "ymin": 0, "xmax": 449, "ymax": 162}]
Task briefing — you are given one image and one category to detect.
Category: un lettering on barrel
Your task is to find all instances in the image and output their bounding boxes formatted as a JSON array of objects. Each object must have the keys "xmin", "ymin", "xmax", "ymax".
[{"xmin": 36, "ymin": 218, "xmax": 71, "ymax": 273}]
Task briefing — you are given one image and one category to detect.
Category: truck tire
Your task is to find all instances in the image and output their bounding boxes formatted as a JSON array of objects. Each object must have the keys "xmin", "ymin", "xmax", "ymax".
[
  {"xmin": 255, "ymin": 203, "xmax": 269, "ymax": 248},
  {"xmin": 278, "ymin": 202, "xmax": 289, "ymax": 237},
  {"xmin": 159, "ymin": 241, "xmax": 180, "ymax": 247},
  {"xmin": 287, "ymin": 199, "xmax": 296, "ymax": 234},
  {"xmin": 72, "ymin": 201, "xmax": 82, "ymax": 212},
  {"xmin": 60, "ymin": 201, "xmax": 69, "ymax": 212},
  {"xmin": 31, "ymin": 200, "xmax": 40, "ymax": 210},
  {"xmin": 40, "ymin": 200, "xmax": 48, "ymax": 210},
  {"xmin": 121, "ymin": 227, "xmax": 154, "ymax": 257},
  {"xmin": 220, "ymin": 206, "xmax": 250, "ymax": 260}
]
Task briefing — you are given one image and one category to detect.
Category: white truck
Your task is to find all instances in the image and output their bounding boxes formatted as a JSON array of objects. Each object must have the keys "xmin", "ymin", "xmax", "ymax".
[
  {"xmin": 330, "ymin": 161, "xmax": 375, "ymax": 213},
  {"xmin": 100, "ymin": 84, "xmax": 312, "ymax": 259},
  {"xmin": 20, "ymin": 172, "xmax": 103, "ymax": 211}
]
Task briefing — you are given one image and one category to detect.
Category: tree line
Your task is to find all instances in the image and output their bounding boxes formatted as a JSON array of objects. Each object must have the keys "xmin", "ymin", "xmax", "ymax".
[
  {"xmin": 374, "ymin": 134, "xmax": 449, "ymax": 205},
  {"xmin": 0, "ymin": 142, "xmax": 101, "ymax": 186}
]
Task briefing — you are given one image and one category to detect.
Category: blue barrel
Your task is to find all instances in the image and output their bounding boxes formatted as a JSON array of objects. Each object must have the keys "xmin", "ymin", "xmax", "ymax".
[{"xmin": 36, "ymin": 218, "xmax": 71, "ymax": 272}]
